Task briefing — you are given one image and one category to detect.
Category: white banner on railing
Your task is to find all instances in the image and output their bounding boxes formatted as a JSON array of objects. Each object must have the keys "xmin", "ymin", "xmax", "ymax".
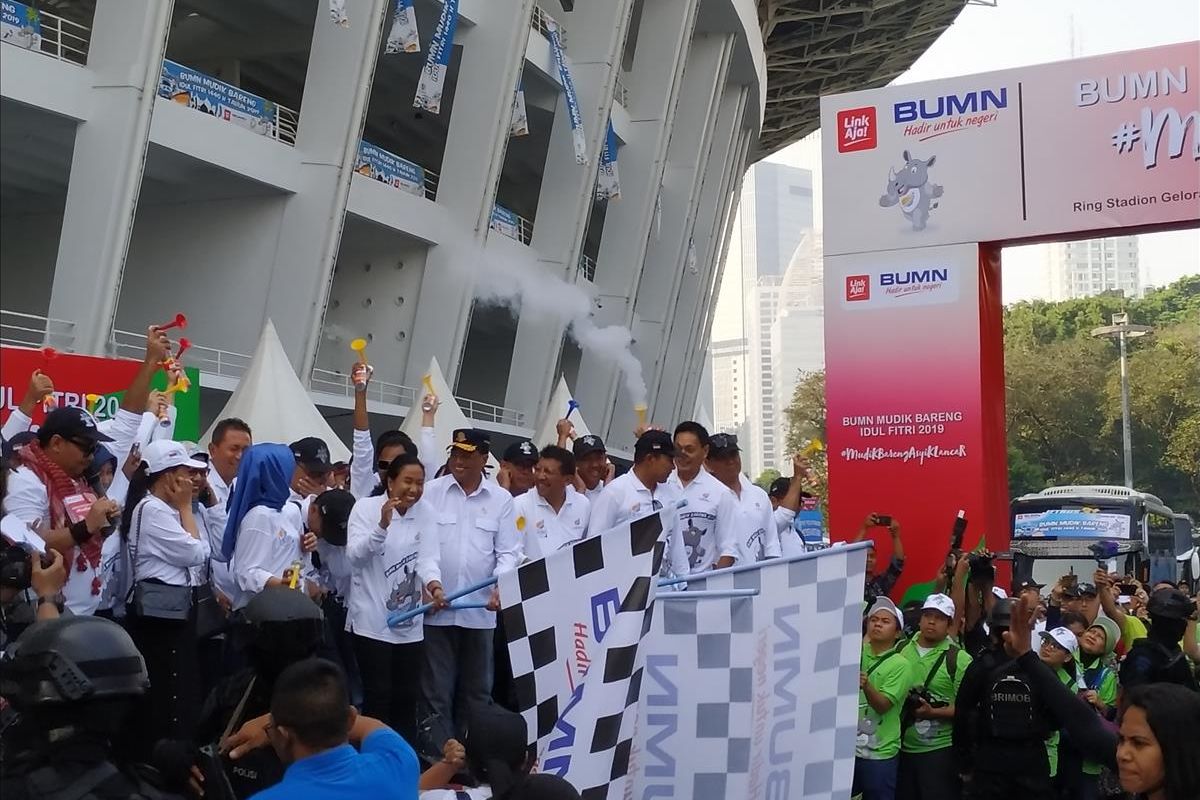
[
  {"xmin": 596, "ymin": 120, "xmax": 621, "ymax": 200},
  {"xmin": 511, "ymin": 79, "xmax": 529, "ymax": 137},
  {"xmin": 414, "ymin": 0, "xmax": 459, "ymax": 114},
  {"xmin": 385, "ymin": 0, "xmax": 419, "ymax": 53},
  {"xmin": 547, "ymin": 19, "xmax": 587, "ymax": 165},
  {"xmin": 627, "ymin": 546, "xmax": 868, "ymax": 800}
]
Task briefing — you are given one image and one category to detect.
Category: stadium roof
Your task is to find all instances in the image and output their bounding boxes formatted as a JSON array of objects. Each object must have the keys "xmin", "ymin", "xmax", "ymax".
[{"xmin": 756, "ymin": 0, "xmax": 972, "ymax": 157}]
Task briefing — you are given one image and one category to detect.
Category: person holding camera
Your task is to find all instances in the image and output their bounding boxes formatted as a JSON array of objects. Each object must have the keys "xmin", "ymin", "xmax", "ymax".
[
  {"xmin": 897, "ymin": 593, "xmax": 971, "ymax": 800},
  {"xmin": 0, "ymin": 539, "xmax": 67, "ymax": 649},
  {"xmin": 853, "ymin": 513, "xmax": 905, "ymax": 605}
]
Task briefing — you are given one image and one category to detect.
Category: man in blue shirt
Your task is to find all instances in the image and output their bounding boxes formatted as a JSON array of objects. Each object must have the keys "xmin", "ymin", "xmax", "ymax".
[{"xmin": 250, "ymin": 658, "xmax": 419, "ymax": 800}]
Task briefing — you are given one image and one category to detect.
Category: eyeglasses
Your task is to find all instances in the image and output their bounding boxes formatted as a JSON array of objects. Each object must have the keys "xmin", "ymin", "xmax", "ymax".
[
  {"xmin": 377, "ymin": 460, "xmax": 392, "ymax": 472},
  {"xmin": 67, "ymin": 437, "xmax": 98, "ymax": 456}
]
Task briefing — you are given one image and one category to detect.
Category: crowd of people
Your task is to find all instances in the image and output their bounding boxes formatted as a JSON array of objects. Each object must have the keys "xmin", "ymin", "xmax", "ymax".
[
  {"xmin": 855, "ymin": 529, "xmax": 1200, "ymax": 800},
  {"xmin": 0, "ymin": 327, "xmax": 827, "ymax": 799},
  {"xmin": 1, "ymin": 327, "xmax": 1197, "ymax": 800}
]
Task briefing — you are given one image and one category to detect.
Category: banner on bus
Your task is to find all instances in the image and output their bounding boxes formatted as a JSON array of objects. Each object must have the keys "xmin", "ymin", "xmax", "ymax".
[{"xmin": 1014, "ymin": 509, "xmax": 1132, "ymax": 540}]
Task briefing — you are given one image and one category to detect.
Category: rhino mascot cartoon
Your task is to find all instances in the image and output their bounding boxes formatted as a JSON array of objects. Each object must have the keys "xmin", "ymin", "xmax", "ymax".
[{"xmin": 879, "ymin": 150, "xmax": 943, "ymax": 231}]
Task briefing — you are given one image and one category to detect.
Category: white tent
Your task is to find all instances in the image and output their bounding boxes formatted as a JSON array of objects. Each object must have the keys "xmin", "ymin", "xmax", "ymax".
[
  {"xmin": 532, "ymin": 376, "xmax": 593, "ymax": 448},
  {"xmin": 400, "ymin": 357, "xmax": 499, "ymax": 471},
  {"xmin": 200, "ymin": 320, "xmax": 351, "ymax": 462}
]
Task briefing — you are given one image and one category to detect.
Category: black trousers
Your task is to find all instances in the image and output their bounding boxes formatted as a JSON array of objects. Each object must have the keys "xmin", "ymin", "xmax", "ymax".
[
  {"xmin": 965, "ymin": 771, "xmax": 1057, "ymax": 800},
  {"xmin": 352, "ymin": 635, "xmax": 424, "ymax": 748},
  {"xmin": 319, "ymin": 597, "xmax": 362, "ymax": 706},
  {"xmin": 898, "ymin": 747, "xmax": 962, "ymax": 800},
  {"xmin": 126, "ymin": 611, "xmax": 199, "ymax": 759}
]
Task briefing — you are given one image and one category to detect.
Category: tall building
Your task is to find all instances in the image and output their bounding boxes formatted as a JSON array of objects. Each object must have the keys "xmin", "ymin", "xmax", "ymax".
[
  {"xmin": 1047, "ymin": 236, "xmax": 1142, "ymax": 300},
  {"xmin": 729, "ymin": 162, "xmax": 814, "ymax": 477},
  {"xmin": 770, "ymin": 230, "xmax": 825, "ymax": 456},
  {"xmin": 0, "ymin": 0, "xmax": 767, "ymax": 454}
]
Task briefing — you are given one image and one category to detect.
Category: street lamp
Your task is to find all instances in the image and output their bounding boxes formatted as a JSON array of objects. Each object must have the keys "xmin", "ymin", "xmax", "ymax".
[{"xmin": 1091, "ymin": 312, "xmax": 1153, "ymax": 489}]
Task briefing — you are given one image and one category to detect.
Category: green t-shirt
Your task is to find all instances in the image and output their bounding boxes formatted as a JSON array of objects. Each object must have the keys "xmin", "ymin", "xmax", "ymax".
[
  {"xmin": 1119, "ymin": 614, "xmax": 1147, "ymax": 651},
  {"xmin": 1045, "ymin": 665, "xmax": 1075, "ymax": 777},
  {"xmin": 900, "ymin": 638, "xmax": 972, "ymax": 754},
  {"xmin": 1080, "ymin": 658, "xmax": 1119, "ymax": 776},
  {"xmin": 858, "ymin": 642, "xmax": 915, "ymax": 760}
]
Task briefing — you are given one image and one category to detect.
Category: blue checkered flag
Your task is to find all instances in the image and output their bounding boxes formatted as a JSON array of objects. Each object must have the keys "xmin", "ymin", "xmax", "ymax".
[{"xmin": 499, "ymin": 511, "xmax": 666, "ymax": 799}]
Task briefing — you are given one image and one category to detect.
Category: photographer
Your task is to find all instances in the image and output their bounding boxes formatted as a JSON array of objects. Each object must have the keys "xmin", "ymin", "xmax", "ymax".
[
  {"xmin": 0, "ymin": 540, "xmax": 67, "ymax": 648},
  {"xmin": 898, "ymin": 594, "xmax": 971, "ymax": 800},
  {"xmin": 852, "ymin": 514, "xmax": 905, "ymax": 605},
  {"xmin": 959, "ymin": 551, "xmax": 999, "ymax": 659}
]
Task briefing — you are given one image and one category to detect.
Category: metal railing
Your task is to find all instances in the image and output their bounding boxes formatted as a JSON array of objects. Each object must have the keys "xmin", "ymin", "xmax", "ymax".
[
  {"xmin": 310, "ymin": 366, "xmax": 419, "ymax": 408},
  {"xmin": 613, "ymin": 73, "xmax": 630, "ymax": 108},
  {"xmin": 275, "ymin": 104, "xmax": 299, "ymax": 147},
  {"xmin": 1, "ymin": 6, "xmax": 90, "ymax": 65},
  {"xmin": 0, "ymin": 310, "xmax": 76, "ymax": 351},
  {"xmin": 457, "ymin": 396, "xmax": 525, "ymax": 427},
  {"xmin": 578, "ymin": 253, "xmax": 597, "ymax": 282},
  {"xmin": 109, "ymin": 328, "xmax": 252, "ymax": 378},
  {"xmin": 530, "ymin": 5, "xmax": 565, "ymax": 46}
]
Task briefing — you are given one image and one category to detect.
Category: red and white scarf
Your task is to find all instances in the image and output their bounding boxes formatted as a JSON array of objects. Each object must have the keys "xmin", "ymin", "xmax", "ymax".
[{"xmin": 16, "ymin": 441, "xmax": 102, "ymax": 592}]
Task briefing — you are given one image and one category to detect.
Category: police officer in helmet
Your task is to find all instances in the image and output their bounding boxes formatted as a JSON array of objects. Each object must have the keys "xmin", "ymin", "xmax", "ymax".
[
  {"xmin": 952, "ymin": 597, "xmax": 1059, "ymax": 800},
  {"xmin": 0, "ymin": 616, "xmax": 183, "ymax": 799},
  {"xmin": 1119, "ymin": 587, "xmax": 1198, "ymax": 693}
]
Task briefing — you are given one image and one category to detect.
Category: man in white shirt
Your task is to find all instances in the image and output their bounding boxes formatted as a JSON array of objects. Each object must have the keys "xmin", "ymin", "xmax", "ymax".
[
  {"xmin": 704, "ymin": 433, "xmax": 782, "ymax": 563},
  {"xmin": 766, "ymin": 455, "xmax": 818, "ymax": 556},
  {"xmin": 498, "ymin": 440, "xmax": 538, "ymax": 497},
  {"xmin": 666, "ymin": 422, "xmax": 739, "ymax": 575},
  {"xmin": 420, "ymin": 428, "xmax": 521, "ymax": 746},
  {"xmin": 203, "ymin": 418, "xmax": 252, "ymax": 609},
  {"xmin": 588, "ymin": 430, "xmax": 690, "ymax": 579},
  {"xmin": 512, "ymin": 445, "xmax": 589, "ymax": 561}
]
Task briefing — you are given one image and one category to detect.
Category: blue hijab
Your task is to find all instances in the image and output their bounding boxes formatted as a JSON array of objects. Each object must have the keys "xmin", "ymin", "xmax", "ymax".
[{"xmin": 222, "ymin": 443, "xmax": 294, "ymax": 561}]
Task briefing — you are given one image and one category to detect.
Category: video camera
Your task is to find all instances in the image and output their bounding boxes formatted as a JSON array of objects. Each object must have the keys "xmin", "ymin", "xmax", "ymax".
[
  {"xmin": 0, "ymin": 542, "xmax": 51, "ymax": 592},
  {"xmin": 901, "ymin": 686, "xmax": 949, "ymax": 730}
]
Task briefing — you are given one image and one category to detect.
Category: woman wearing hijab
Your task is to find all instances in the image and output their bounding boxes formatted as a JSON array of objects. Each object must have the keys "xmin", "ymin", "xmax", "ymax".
[{"xmin": 225, "ymin": 443, "xmax": 317, "ymax": 612}]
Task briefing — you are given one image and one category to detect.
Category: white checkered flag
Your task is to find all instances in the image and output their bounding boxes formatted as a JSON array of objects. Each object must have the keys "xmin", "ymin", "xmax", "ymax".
[{"xmin": 499, "ymin": 511, "xmax": 666, "ymax": 800}]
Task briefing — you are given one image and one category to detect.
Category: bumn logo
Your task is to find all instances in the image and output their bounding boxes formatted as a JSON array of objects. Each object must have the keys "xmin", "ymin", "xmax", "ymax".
[
  {"xmin": 837, "ymin": 106, "xmax": 877, "ymax": 152},
  {"xmin": 846, "ymin": 275, "xmax": 870, "ymax": 301}
]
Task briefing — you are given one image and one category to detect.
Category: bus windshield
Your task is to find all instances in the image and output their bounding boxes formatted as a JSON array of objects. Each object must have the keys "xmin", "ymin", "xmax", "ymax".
[{"xmin": 1012, "ymin": 497, "xmax": 1137, "ymax": 540}]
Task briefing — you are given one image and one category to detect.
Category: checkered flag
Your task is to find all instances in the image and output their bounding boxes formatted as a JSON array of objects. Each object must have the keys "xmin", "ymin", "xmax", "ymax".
[{"xmin": 499, "ymin": 511, "xmax": 666, "ymax": 799}]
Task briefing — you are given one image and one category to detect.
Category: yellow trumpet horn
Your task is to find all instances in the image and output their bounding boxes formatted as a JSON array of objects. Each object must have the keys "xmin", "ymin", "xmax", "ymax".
[
  {"xmin": 422, "ymin": 373, "xmax": 436, "ymax": 398},
  {"xmin": 634, "ymin": 403, "xmax": 648, "ymax": 429},
  {"xmin": 350, "ymin": 338, "xmax": 368, "ymax": 362}
]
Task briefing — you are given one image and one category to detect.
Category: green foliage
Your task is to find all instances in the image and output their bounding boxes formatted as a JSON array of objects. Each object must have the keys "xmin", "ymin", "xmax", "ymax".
[
  {"xmin": 754, "ymin": 469, "xmax": 781, "ymax": 492},
  {"xmin": 783, "ymin": 370, "xmax": 826, "ymax": 455}
]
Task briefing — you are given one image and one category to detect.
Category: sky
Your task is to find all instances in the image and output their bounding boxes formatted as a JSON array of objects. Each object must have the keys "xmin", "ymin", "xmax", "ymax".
[{"xmin": 746, "ymin": 0, "xmax": 1200, "ymax": 305}]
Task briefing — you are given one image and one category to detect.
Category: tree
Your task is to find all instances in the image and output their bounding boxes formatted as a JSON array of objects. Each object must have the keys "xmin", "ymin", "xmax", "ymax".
[
  {"xmin": 754, "ymin": 469, "xmax": 781, "ymax": 492},
  {"xmin": 783, "ymin": 370, "xmax": 826, "ymax": 456}
]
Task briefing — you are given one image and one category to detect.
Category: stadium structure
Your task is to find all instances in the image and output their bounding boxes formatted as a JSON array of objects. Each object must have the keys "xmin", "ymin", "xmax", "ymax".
[{"xmin": 0, "ymin": 0, "xmax": 965, "ymax": 452}]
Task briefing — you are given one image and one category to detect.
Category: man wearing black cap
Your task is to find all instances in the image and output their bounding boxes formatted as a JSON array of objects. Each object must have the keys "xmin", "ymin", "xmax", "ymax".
[
  {"xmin": 766, "ymin": 453, "xmax": 817, "ymax": 556},
  {"xmin": 421, "ymin": 428, "xmax": 521, "ymax": 747},
  {"xmin": 1119, "ymin": 587, "xmax": 1198, "ymax": 692},
  {"xmin": 499, "ymin": 440, "xmax": 538, "ymax": 497},
  {"xmin": 588, "ymin": 429, "xmax": 689, "ymax": 579},
  {"xmin": 704, "ymin": 433, "xmax": 781, "ymax": 564},
  {"xmin": 4, "ymin": 326, "xmax": 169, "ymax": 615},
  {"xmin": 568, "ymin": 432, "xmax": 611, "ymax": 501}
]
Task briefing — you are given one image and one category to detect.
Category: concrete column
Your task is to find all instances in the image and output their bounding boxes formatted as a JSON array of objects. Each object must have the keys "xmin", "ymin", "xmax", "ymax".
[
  {"xmin": 504, "ymin": 0, "xmax": 635, "ymax": 421},
  {"xmin": 655, "ymin": 87, "xmax": 748, "ymax": 424},
  {"xmin": 571, "ymin": 0, "xmax": 702, "ymax": 440},
  {"xmin": 605, "ymin": 33, "xmax": 733, "ymax": 444},
  {"xmin": 47, "ymin": 0, "xmax": 174, "ymax": 354},
  {"xmin": 402, "ymin": 0, "xmax": 536, "ymax": 390},
  {"xmin": 264, "ymin": 0, "xmax": 389, "ymax": 373}
]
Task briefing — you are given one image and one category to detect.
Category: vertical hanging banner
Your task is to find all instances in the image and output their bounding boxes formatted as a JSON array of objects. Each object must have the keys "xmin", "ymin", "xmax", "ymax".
[
  {"xmin": 596, "ymin": 120, "xmax": 621, "ymax": 200},
  {"xmin": 627, "ymin": 546, "xmax": 868, "ymax": 799},
  {"xmin": 510, "ymin": 79, "xmax": 530, "ymax": 137},
  {"xmin": 413, "ymin": 0, "xmax": 459, "ymax": 114},
  {"xmin": 547, "ymin": 20, "xmax": 587, "ymax": 165},
  {"xmin": 384, "ymin": 0, "xmax": 419, "ymax": 54},
  {"xmin": 327, "ymin": 0, "xmax": 349, "ymax": 27}
]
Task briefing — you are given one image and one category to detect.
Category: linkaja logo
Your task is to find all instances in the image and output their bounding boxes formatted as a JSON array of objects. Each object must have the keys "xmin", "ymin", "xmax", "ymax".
[
  {"xmin": 837, "ymin": 106, "xmax": 876, "ymax": 152},
  {"xmin": 879, "ymin": 150, "xmax": 944, "ymax": 231},
  {"xmin": 846, "ymin": 275, "xmax": 870, "ymax": 302}
]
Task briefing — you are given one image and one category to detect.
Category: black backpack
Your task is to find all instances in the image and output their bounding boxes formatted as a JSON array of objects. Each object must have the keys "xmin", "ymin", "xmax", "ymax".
[{"xmin": 984, "ymin": 659, "xmax": 1045, "ymax": 741}]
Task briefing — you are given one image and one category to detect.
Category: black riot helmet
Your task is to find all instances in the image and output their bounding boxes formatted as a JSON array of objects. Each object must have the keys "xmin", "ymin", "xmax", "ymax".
[
  {"xmin": 238, "ymin": 587, "xmax": 325, "ymax": 679},
  {"xmin": 0, "ymin": 616, "xmax": 148, "ymax": 709},
  {"xmin": 989, "ymin": 597, "xmax": 1015, "ymax": 630},
  {"xmin": 1147, "ymin": 587, "xmax": 1196, "ymax": 621}
]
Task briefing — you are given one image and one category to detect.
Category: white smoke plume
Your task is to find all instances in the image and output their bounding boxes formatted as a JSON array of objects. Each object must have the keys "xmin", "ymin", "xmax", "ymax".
[{"xmin": 469, "ymin": 246, "xmax": 648, "ymax": 406}]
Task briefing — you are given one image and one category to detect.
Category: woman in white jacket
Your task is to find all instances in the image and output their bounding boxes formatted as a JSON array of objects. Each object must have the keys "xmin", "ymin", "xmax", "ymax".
[{"xmin": 346, "ymin": 452, "xmax": 445, "ymax": 748}]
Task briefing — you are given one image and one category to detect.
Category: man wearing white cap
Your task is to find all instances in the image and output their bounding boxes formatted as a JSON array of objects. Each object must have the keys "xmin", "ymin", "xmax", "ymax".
[
  {"xmin": 856, "ymin": 596, "xmax": 915, "ymax": 800},
  {"xmin": 1037, "ymin": 626, "xmax": 1080, "ymax": 782},
  {"xmin": 897, "ymin": 594, "xmax": 971, "ymax": 800}
]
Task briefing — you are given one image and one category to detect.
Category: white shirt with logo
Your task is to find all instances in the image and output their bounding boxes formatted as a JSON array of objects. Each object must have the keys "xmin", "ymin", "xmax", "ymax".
[
  {"xmin": 730, "ymin": 475, "xmax": 783, "ymax": 563},
  {"xmin": 230, "ymin": 502, "xmax": 310, "ymax": 610},
  {"xmin": 513, "ymin": 488, "xmax": 590, "ymax": 561},
  {"xmin": 421, "ymin": 475, "xmax": 521, "ymax": 630},
  {"xmin": 588, "ymin": 471, "xmax": 689, "ymax": 579},
  {"xmin": 345, "ymin": 494, "xmax": 441, "ymax": 644},
  {"xmin": 666, "ymin": 468, "xmax": 740, "ymax": 575}
]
